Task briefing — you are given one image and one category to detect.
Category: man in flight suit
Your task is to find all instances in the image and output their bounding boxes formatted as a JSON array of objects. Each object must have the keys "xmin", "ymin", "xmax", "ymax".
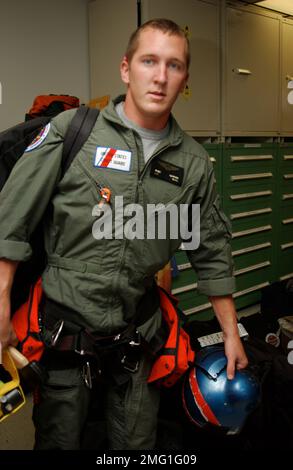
[{"xmin": 0, "ymin": 19, "xmax": 248, "ymax": 449}]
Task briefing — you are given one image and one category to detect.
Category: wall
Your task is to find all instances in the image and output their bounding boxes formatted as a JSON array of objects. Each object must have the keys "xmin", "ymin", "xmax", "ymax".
[
  {"xmin": 0, "ymin": 0, "xmax": 90, "ymax": 450},
  {"xmin": 0, "ymin": 0, "xmax": 91, "ymax": 131}
]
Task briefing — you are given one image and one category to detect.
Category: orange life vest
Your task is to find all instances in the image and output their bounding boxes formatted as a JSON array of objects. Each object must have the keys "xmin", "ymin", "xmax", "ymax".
[
  {"xmin": 12, "ymin": 281, "xmax": 195, "ymax": 386},
  {"xmin": 148, "ymin": 288, "xmax": 195, "ymax": 387},
  {"xmin": 11, "ymin": 277, "xmax": 44, "ymax": 362}
]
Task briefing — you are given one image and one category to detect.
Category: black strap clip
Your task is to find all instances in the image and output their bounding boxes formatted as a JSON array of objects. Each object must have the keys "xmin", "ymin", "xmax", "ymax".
[{"xmin": 120, "ymin": 330, "xmax": 142, "ymax": 373}]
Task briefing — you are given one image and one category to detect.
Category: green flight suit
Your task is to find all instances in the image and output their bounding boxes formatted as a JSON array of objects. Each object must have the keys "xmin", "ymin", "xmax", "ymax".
[{"xmin": 0, "ymin": 95, "xmax": 234, "ymax": 449}]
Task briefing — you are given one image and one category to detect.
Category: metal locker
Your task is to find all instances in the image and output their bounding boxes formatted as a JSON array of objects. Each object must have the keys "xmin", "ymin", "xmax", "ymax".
[
  {"xmin": 281, "ymin": 19, "xmax": 293, "ymax": 135},
  {"xmin": 141, "ymin": 0, "xmax": 220, "ymax": 135},
  {"xmin": 88, "ymin": 0, "xmax": 137, "ymax": 100},
  {"xmin": 224, "ymin": 6, "xmax": 280, "ymax": 135}
]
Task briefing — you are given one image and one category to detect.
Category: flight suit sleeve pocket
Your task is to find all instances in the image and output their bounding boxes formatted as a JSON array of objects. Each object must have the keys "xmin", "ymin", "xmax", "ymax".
[{"xmin": 211, "ymin": 195, "xmax": 232, "ymax": 238}]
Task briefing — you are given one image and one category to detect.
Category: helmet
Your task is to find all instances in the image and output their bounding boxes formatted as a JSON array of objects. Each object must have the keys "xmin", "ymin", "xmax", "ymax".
[{"xmin": 182, "ymin": 345, "xmax": 260, "ymax": 434}]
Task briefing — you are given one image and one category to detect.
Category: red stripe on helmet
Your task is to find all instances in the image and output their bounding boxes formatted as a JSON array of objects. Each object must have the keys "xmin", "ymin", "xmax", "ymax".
[{"xmin": 189, "ymin": 368, "xmax": 220, "ymax": 426}]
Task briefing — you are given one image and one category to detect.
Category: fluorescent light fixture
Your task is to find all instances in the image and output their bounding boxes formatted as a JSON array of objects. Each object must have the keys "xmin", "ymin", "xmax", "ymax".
[{"xmin": 256, "ymin": 0, "xmax": 293, "ymax": 15}]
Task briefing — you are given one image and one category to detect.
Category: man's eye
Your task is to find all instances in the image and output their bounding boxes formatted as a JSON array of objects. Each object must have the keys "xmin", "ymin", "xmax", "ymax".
[
  {"xmin": 143, "ymin": 58, "xmax": 154, "ymax": 65},
  {"xmin": 169, "ymin": 62, "xmax": 181, "ymax": 71}
]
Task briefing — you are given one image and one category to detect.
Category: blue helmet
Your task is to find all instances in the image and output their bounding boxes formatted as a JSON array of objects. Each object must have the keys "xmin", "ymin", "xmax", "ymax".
[{"xmin": 182, "ymin": 345, "xmax": 261, "ymax": 434}]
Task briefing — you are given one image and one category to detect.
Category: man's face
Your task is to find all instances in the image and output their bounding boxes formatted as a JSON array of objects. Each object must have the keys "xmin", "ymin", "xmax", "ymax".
[{"xmin": 120, "ymin": 28, "xmax": 189, "ymax": 130}]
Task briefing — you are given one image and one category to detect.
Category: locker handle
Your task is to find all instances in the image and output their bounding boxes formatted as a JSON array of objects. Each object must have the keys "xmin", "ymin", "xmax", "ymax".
[
  {"xmin": 172, "ymin": 283, "xmax": 197, "ymax": 295},
  {"xmin": 232, "ymin": 242, "xmax": 272, "ymax": 257},
  {"xmin": 281, "ymin": 242, "xmax": 293, "ymax": 250},
  {"xmin": 282, "ymin": 218, "xmax": 293, "ymax": 225},
  {"xmin": 233, "ymin": 68, "xmax": 252, "ymax": 75},
  {"xmin": 230, "ymin": 155, "xmax": 273, "ymax": 162},
  {"xmin": 230, "ymin": 190, "xmax": 272, "ymax": 200},
  {"xmin": 235, "ymin": 261, "xmax": 271, "ymax": 277},
  {"xmin": 232, "ymin": 225, "xmax": 272, "ymax": 238},
  {"xmin": 233, "ymin": 282, "xmax": 270, "ymax": 299},
  {"xmin": 231, "ymin": 172, "xmax": 273, "ymax": 181},
  {"xmin": 230, "ymin": 207, "xmax": 272, "ymax": 220},
  {"xmin": 178, "ymin": 262, "xmax": 191, "ymax": 271}
]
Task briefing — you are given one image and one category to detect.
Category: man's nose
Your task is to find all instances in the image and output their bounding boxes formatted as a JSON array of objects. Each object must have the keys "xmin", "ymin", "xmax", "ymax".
[{"xmin": 154, "ymin": 64, "xmax": 167, "ymax": 84}]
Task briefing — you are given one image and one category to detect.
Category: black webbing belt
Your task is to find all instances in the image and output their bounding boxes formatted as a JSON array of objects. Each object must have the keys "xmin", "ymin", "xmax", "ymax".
[{"xmin": 41, "ymin": 283, "xmax": 164, "ymax": 373}]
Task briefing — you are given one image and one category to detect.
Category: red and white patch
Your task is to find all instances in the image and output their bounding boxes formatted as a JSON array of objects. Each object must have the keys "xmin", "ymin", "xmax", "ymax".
[
  {"xmin": 94, "ymin": 147, "xmax": 131, "ymax": 172},
  {"xmin": 25, "ymin": 123, "xmax": 51, "ymax": 152}
]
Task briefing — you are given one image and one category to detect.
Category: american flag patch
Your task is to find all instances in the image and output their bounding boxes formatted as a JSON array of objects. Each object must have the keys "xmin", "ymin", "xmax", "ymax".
[{"xmin": 94, "ymin": 147, "xmax": 131, "ymax": 172}]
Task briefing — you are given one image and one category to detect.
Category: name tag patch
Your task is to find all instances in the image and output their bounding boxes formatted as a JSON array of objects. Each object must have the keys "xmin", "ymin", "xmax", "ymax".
[
  {"xmin": 150, "ymin": 159, "xmax": 184, "ymax": 186},
  {"xmin": 94, "ymin": 147, "xmax": 131, "ymax": 172},
  {"xmin": 25, "ymin": 123, "xmax": 51, "ymax": 152}
]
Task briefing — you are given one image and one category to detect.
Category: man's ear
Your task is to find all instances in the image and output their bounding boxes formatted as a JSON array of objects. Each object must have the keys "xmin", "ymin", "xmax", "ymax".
[{"xmin": 120, "ymin": 56, "xmax": 130, "ymax": 85}]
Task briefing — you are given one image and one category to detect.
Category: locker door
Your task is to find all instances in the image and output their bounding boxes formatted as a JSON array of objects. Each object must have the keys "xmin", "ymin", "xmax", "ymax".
[
  {"xmin": 281, "ymin": 19, "xmax": 293, "ymax": 135},
  {"xmin": 224, "ymin": 6, "xmax": 280, "ymax": 135},
  {"xmin": 142, "ymin": 0, "xmax": 220, "ymax": 135},
  {"xmin": 89, "ymin": 0, "xmax": 137, "ymax": 100}
]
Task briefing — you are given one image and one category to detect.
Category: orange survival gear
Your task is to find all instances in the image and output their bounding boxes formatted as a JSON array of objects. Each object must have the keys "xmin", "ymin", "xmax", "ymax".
[
  {"xmin": 11, "ymin": 278, "xmax": 44, "ymax": 363},
  {"xmin": 148, "ymin": 288, "xmax": 195, "ymax": 387},
  {"xmin": 11, "ymin": 281, "xmax": 195, "ymax": 388}
]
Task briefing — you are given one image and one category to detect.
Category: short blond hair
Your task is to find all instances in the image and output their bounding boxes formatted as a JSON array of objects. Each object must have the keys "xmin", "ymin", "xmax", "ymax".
[{"xmin": 125, "ymin": 18, "xmax": 190, "ymax": 69}]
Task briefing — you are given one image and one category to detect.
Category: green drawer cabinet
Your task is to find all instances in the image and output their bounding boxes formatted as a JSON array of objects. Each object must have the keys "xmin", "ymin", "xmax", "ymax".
[
  {"xmin": 171, "ymin": 142, "xmax": 221, "ymax": 320},
  {"xmin": 171, "ymin": 140, "xmax": 292, "ymax": 321},
  {"xmin": 222, "ymin": 141, "xmax": 277, "ymax": 310},
  {"xmin": 277, "ymin": 143, "xmax": 293, "ymax": 281}
]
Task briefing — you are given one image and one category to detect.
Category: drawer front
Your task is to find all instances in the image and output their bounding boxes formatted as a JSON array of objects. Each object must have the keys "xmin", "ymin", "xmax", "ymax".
[{"xmin": 224, "ymin": 152, "xmax": 275, "ymax": 172}]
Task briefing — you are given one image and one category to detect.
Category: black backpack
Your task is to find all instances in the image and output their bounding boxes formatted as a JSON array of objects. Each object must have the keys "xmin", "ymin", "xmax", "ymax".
[{"xmin": 0, "ymin": 105, "xmax": 100, "ymax": 312}]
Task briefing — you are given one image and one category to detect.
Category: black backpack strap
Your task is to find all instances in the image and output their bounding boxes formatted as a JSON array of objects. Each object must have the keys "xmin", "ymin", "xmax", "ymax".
[{"xmin": 61, "ymin": 106, "xmax": 100, "ymax": 178}]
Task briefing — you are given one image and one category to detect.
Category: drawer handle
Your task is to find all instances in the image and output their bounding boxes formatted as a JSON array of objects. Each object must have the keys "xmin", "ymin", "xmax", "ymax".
[
  {"xmin": 230, "ymin": 208, "xmax": 272, "ymax": 220},
  {"xmin": 284, "ymin": 174, "xmax": 293, "ymax": 180},
  {"xmin": 232, "ymin": 225, "xmax": 272, "ymax": 238},
  {"xmin": 172, "ymin": 282, "xmax": 197, "ymax": 295},
  {"xmin": 233, "ymin": 68, "xmax": 252, "ymax": 75},
  {"xmin": 232, "ymin": 242, "xmax": 272, "ymax": 256},
  {"xmin": 281, "ymin": 242, "xmax": 293, "ymax": 250},
  {"xmin": 233, "ymin": 282, "xmax": 270, "ymax": 298},
  {"xmin": 235, "ymin": 261, "xmax": 271, "ymax": 276},
  {"xmin": 280, "ymin": 272, "xmax": 293, "ymax": 281},
  {"xmin": 231, "ymin": 172, "xmax": 273, "ymax": 181},
  {"xmin": 282, "ymin": 218, "xmax": 293, "ymax": 225},
  {"xmin": 210, "ymin": 157, "xmax": 216, "ymax": 163},
  {"xmin": 177, "ymin": 262, "xmax": 191, "ymax": 271},
  {"xmin": 230, "ymin": 155, "xmax": 273, "ymax": 162},
  {"xmin": 230, "ymin": 190, "xmax": 272, "ymax": 200},
  {"xmin": 283, "ymin": 155, "xmax": 293, "ymax": 160},
  {"xmin": 283, "ymin": 194, "xmax": 293, "ymax": 200},
  {"xmin": 184, "ymin": 302, "xmax": 212, "ymax": 315}
]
